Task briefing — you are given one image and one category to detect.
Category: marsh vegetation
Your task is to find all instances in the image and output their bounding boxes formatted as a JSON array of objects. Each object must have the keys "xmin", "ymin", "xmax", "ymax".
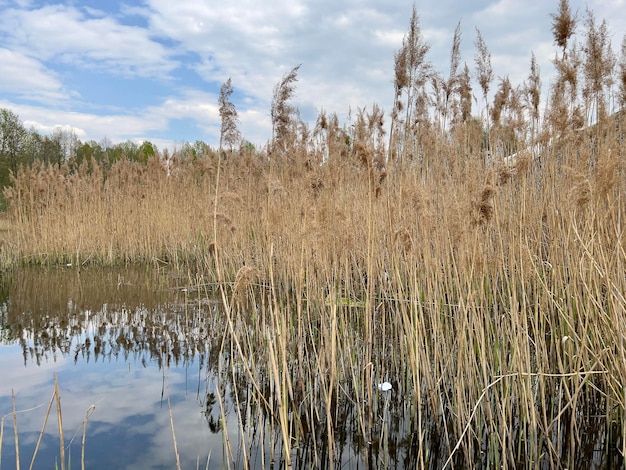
[{"xmin": 1, "ymin": 1, "xmax": 625, "ymax": 468}]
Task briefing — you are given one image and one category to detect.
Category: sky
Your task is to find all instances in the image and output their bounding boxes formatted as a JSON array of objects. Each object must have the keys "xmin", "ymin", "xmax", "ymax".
[{"xmin": 0, "ymin": 0, "xmax": 625, "ymax": 152}]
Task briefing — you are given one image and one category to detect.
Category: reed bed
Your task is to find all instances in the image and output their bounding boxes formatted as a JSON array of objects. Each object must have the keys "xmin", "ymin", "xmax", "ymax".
[
  {"xmin": 1, "ymin": 87, "xmax": 625, "ymax": 470},
  {"xmin": 3, "ymin": 2, "xmax": 624, "ymax": 465}
]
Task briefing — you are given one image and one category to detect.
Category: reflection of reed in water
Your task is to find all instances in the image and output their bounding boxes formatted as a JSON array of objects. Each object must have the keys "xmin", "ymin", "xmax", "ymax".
[
  {"xmin": 0, "ymin": 266, "xmax": 223, "ymax": 368},
  {"xmin": 1, "ymin": 264, "xmax": 624, "ymax": 469}
]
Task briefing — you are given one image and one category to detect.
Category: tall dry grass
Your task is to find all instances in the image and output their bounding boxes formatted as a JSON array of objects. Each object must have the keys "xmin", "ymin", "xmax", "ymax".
[
  {"xmin": 1, "ymin": 104, "xmax": 625, "ymax": 468},
  {"xmin": 214, "ymin": 118, "xmax": 624, "ymax": 466},
  {"xmin": 3, "ymin": 3, "xmax": 625, "ymax": 464}
]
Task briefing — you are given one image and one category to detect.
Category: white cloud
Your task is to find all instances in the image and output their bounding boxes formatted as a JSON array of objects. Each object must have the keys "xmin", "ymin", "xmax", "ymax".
[
  {"xmin": 0, "ymin": 4, "xmax": 179, "ymax": 78},
  {"xmin": 1, "ymin": 360, "xmax": 215, "ymax": 469},
  {"xmin": 1, "ymin": 0, "xmax": 626, "ymax": 148},
  {"xmin": 0, "ymin": 345, "xmax": 68, "ymax": 397},
  {"xmin": 156, "ymin": 91, "xmax": 220, "ymax": 123},
  {"xmin": 478, "ymin": 0, "xmax": 543, "ymax": 20},
  {"xmin": 23, "ymin": 121, "xmax": 87, "ymax": 139},
  {"xmin": 144, "ymin": 0, "xmax": 401, "ymax": 117},
  {"xmin": 0, "ymin": 100, "xmax": 169, "ymax": 142},
  {"xmin": 374, "ymin": 29, "xmax": 405, "ymax": 47},
  {"xmin": 0, "ymin": 48, "xmax": 70, "ymax": 103}
]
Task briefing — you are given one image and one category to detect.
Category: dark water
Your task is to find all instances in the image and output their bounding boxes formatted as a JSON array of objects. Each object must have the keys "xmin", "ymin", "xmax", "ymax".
[
  {"xmin": 1, "ymin": 267, "xmax": 623, "ymax": 469},
  {"xmin": 0, "ymin": 266, "xmax": 226, "ymax": 469}
]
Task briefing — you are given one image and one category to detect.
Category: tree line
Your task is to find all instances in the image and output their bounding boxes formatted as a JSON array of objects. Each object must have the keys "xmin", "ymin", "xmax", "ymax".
[
  {"xmin": 0, "ymin": 108, "xmax": 162, "ymax": 203},
  {"xmin": 2, "ymin": 0, "xmax": 626, "ymax": 208}
]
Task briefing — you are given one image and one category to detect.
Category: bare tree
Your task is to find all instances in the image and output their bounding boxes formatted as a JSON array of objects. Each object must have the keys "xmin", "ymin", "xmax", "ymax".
[
  {"xmin": 51, "ymin": 127, "xmax": 79, "ymax": 164},
  {"xmin": 218, "ymin": 78, "xmax": 241, "ymax": 152}
]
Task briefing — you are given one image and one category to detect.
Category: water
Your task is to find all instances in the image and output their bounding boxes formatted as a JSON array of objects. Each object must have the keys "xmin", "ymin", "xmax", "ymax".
[
  {"xmin": 0, "ymin": 267, "xmax": 418, "ymax": 469},
  {"xmin": 1, "ymin": 267, "xmax": 622, "ymax": 469},
  {"xmin": 0, "ymin": 267, "xmax": 222, "ymax": 469}
]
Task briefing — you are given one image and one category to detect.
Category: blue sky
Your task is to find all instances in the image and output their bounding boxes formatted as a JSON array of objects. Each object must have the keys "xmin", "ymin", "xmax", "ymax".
[{"xmin": 0, "ymin": 0, "xmax": 624, "ymax": 151}]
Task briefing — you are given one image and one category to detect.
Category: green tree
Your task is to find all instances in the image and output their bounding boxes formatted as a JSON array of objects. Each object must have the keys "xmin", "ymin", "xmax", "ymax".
[
  {"xmin": 178, "ymin": 140, "xmax": 211, "ymax": 161},
  {"xmin": 138, "ymin": 141, "xmax": 157, "ymax": 163},
  {"xmin": 0, "ymin": 108, "xmax": 27, "ymax": 189},
  {"xmin": 72, "ymin": 140, "xmax": 105, "ymax": 172},
  {"xmin": 19, "ymin": 130, "xmax": 44, "ymax": 167},
  {"xmin": 41, "ymin": 134, "xmax": 64, "ymax": 166},
  {"xmin": 240, "ymin": 140, "xmax": 256, "ymax": 156}
]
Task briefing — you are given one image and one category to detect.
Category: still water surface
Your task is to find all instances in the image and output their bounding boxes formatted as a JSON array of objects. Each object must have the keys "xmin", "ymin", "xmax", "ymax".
[
  {"xmin": 1, "ymin": 267, "xmax": 620, "ymax": 469},
  {"xmin": 0, "ymin": 267, "xmax": 232, "ymax": 469}
]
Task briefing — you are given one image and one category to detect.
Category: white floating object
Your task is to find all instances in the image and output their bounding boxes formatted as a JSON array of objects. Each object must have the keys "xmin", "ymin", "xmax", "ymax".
[{"xmin": 377, "ymin": 382, "xmax": 392, "ymax": 392}]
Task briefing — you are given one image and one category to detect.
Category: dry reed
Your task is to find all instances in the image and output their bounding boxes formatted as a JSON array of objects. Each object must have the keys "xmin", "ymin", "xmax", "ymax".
[
  {"xmin": 3, "ymin": 126, "xmax": 623, "ymax": 467},
  {"xmin": 1, "ymin": 8, "xmax": 625, "ymax": 466}
]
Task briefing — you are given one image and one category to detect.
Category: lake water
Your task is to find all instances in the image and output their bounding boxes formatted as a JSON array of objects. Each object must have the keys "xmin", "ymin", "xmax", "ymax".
[
  {"xmin": 1, "ymin": 267, "xmax": 621, "ymax": 469},
  {"xmin": 1, "ymin": 266, "xmax": 405, "ymax": 469},
  {"xmin": 0, "ymin": 267, "xmax": 239, "ymax": 469}
]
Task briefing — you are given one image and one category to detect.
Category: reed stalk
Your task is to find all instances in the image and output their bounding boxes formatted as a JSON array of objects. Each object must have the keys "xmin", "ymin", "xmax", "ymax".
[
  {"xmin": 29, "ymin": 388, "xmax": 56, "ymax": 470},
  {"xmin": 12, "ymin": 390, "xmax": 20, "ymax": 470},
  {"xmin": 54, "ymin": 373, "xmax": 64, "ymax": 470},
  {"xmin": 81, "ymin": 405, "xmax": 95, "ymax": 470},
  {"xmin": 165, "ymin": 368, "xmax": 182, "ymax": 470},
  {"xmin": 0, "ymin": 14, "xmax": 625, "ymax": 465}
]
